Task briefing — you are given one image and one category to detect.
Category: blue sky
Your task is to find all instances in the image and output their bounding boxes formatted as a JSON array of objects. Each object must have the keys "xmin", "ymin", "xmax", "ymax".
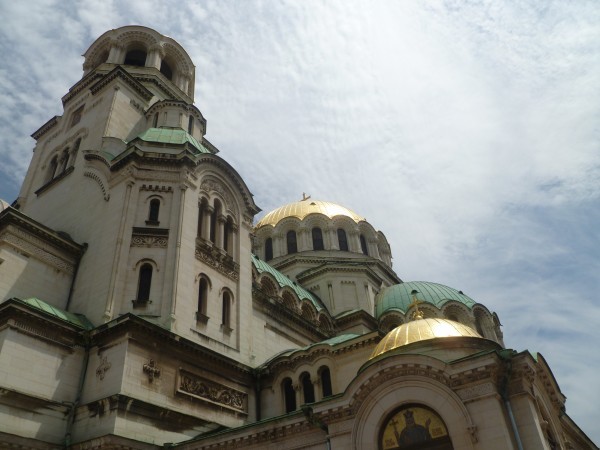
[{"xmin": 0, "ymin": 0, "xmax": 598, "ymax": 442}]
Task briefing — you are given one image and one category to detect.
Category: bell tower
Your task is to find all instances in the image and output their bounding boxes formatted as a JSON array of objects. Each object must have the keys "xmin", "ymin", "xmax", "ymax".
[{"xmin": 11, "ymin": 26, "xmax": 260, "ymax": 364}]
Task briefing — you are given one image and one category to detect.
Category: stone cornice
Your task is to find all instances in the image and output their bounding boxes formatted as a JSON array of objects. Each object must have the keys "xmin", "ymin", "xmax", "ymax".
[
  {"xmin": 31, "ymin": 115, "xmax": 60, "ymax": 141},
  {"xmin": 0, "ymin": 299, "xmax": 85, "ymax": 348},
  {"xmin": 90, "ymin": 314, "xmax": 253, "ymax": 377},
  {"xmin": 0, "ymin": 207, "xmax": 85, "ymax": 259},
  {"xmin": 89, "ymin": 66, "xmax": 154, "ymax": 101}
]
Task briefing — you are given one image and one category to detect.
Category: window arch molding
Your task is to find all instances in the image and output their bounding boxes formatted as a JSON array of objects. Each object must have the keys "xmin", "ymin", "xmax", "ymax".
[
  {"xmin": 132, "ymin": 258, "xmax": 159, "ymax": 272},
  {"xmin": 351, "ymin": 373, "xmax": 476, "ymax": 450}
]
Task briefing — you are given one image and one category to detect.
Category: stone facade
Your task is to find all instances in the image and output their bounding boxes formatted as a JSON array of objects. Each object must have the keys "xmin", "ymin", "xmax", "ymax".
[{"xmin": 0, "ymin": 25, "xmax": 596, "ymax": 450}]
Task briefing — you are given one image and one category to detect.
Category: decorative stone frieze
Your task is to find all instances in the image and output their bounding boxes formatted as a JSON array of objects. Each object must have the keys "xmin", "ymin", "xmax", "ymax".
[
  {"xmin": 131, "ymin": 227, "xmax": 169, "ymax": 248},
  {"xmin": 0, "ymin": 227, "xmax": 76, "ymax": 274},
  {"xmin": 177, "ymin": 369, "xmax": 247, "ymax": 413},
  {"xmin": 195, "ymin": 238, "xmax": 239, "ymax": 280}
]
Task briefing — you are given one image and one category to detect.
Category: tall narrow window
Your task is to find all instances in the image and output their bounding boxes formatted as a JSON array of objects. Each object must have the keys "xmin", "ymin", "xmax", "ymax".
[
  {"xmin": 160, "ymin": 60, "xmax": 173, "ymax": 80},
  {"xmin": 320, "ymin": 366, "xmax": 332, "ymax": 398},
  {"xmin": 301, "ymin": 372, "xmax": 315, "ymax": 404},
  {"xmin": 46, "ymin": 156, "xmax": 58, "ymax": 182},
  {"xmin": 283, "ymin": 378, "xmax": 296, "ymax": 413},
  {"xmin": 360, "ymin": 234, "xmax": 369, "ymax": 255},
  {"xmin": 222, "ymin": 291, "xmax": 232, "ymax": 329},
  {"xmin": 197, "ymin": 276, "xmax": 209, "ymax": 320},
  {"xmin": 286, "ymin": 230, "xmax": 297, "ymax": 254},
  {"xmin": 59, "ymin": 149, "xmax": 69, "ymax": 173},
  {"xmin": 69, "ymin": 138, "xmax": 81, "ymax": 166},
  {"xmin": 153, "ymin": 112, "xmax": 159, "ymax": 127},
  {"xmin": 224, "ymin": 217, "xmax": 233, "ymax": 254},
  {"xmin": 188, "ymin": 115, "xmax": 194, "ymax": 134},
  {"xmin": 312, "ymin": 227, "xmax": 324, "ymax": 250},
  {"xmin": 136, "ymin": 263, "xmax": 153, "ymax": 303},
  {"xmin": 265, "ymin": 238, "xmax": 273, "ymax": 261},
  {"xmin": 210, "ymin": 206, "xmax": 217, "ymax": 243},
  {"xmin": 148, "ymin": 199, "xmax": 160, "ymax": 224},
  {"xmin": 337, "ymin": 228, "xmax": 348, "ymax": 251}
]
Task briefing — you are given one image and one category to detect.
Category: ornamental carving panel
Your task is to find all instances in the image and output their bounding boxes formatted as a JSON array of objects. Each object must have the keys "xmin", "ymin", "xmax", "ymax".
[
  {"xmin": 199, "ymin": 177, "xmax": 236, "ymax": 215},
  {"xmin": 177, "ymin": 369, "xmax": 247, "ymax": 413},
  {"xmin": 195, "ymin": 240, "xmax": 239, "ymax": 280},
  {"xmin": 131, "ymin": 235, "xmax": 168, "ymax": 248}
]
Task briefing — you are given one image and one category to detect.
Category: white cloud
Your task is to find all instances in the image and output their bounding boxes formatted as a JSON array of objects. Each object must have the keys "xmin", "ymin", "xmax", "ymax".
[{"xmin": 0, "ymin": 0, "xmax": 598, "ymax": 442}]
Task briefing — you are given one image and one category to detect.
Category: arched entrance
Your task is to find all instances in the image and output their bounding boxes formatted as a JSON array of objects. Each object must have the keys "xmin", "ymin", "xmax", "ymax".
[{"xmin": 379, "ymin": 405, "xmax": 453, "ymax": 450}]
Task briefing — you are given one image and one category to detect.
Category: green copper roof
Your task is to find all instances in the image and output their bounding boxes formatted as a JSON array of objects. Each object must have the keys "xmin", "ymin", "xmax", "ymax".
[
  {"xmin": 251, "ymin": 254, "xmax": 324, "ymax": 312},
  {"xmin": 136, "ymin": 127, "xmax": 210, "ymax": 154},
  {"xmin": 14, "ymin": 297, "xmax": 94, "ymax": 330},
  {"xmin": 375, "ymin": 281, "xmax": 476, "ymax": 318}
]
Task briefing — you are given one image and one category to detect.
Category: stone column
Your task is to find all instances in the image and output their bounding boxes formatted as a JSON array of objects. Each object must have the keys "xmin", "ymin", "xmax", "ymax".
[
  {"xmin": 107, "ymin": 42, "xmax": 125, "ymax": 64},
  {"xmin": 328, "ymin": 226, "xmax": 338, "ymax": 250},
  {"xmin": 146, "ymin": 44, "xmax": 163, "ymax": 70},
  {"xmin": 349, "ymin": 231, "xmax": 360, "ymax": 253},
  {"xmin": 216, "ymin": 215, "xmax": 226, "ymax": 250},
  {"xmin": 202, "ymin": 205, "xmax": 213, "ymax": 241}
]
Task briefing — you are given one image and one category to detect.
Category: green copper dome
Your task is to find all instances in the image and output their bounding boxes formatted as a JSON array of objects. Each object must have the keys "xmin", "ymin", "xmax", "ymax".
[{"xmin": 375, "ymin": 281, "xmax": 476, "ymax": 319}]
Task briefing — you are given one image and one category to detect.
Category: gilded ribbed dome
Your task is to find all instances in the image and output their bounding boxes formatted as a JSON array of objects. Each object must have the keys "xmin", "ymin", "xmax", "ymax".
[
  {"xmin": 255, "ymin": 199, "xmax": 365, "ymax": 228},
  {"xmin": 370, "ymin": 318, "xmax": 482, "ymax": 359}
]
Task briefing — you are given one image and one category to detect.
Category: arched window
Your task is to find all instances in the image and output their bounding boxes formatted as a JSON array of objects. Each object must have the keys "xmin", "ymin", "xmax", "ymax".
[
  {"xmin": 319, "ymin": 366, "xmax": 332, "ymax": 398},
  {"xmin": 69, "ymin": 138, "xmax": 81, "ymax": 166},
  {"xmin": 136, "ymin": 263, "xmax": 153, "ymax": 304},
  {"xmin": 46, "ymin": 156, "xmax": 58, "ymax": 182},
  {"xmin": 286, "ymin": 230, "xmax": 297, "ymax": 254},
  {"xmin": 337, "ymin": 228, "xmax": 348, "ymax": 251},
  {"xmin": 160, "ymin": 60, "xmax": 173, "ymax": 80},
  {"xmin": 124, "ymin": 49, "xmax": 146, "ymax": 66},
  {"xmin": 197, "ymin": 276, "xmax": 209, "ymax": 320},
  {"xmin": 147, "ymin": 199, "xmax": 160, "ymax": 224},
  {"xmin": 300, "ymin": 372, "xmax": 315, "ymax": 404},
  {"xmin": 222, "ymin": 290, "xmax": 232, "ymax": 330},
  {"xmin": 360, "ymin": 234, "xmax": 369, "ymax": 255},
  {"xmin": 312, "ymin": 227, "xmax": 324, "ymax": 250},
  {"xmin": 265, "ymin": 238, "xmax": 273, "ymax": 261},
  {"xmin": 59, "ymin": 149, "xmax": 69, "ymax": 173},
  {"xmin": 283, "ymin": 377, "xmax": 296, "ymax": 413}
]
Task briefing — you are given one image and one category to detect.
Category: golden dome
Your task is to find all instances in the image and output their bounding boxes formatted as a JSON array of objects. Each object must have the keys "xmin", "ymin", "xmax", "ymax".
[
  {"xmin": 370, "ymin": 318, "xmax": 482, "ymax": 360},
  {"xmin": 255, "ymin": 199, "xmax": 365, "ymax": 228}
]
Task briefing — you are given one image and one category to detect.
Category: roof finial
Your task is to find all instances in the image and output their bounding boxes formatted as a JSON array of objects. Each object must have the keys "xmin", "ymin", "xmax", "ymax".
[
  {"xmin": 409, "ymin": 290, "xmax": 424, "ymax": 321},
  {"xmin": 301, "ymin": 192, "xmax": 311, "ymax": 201}
]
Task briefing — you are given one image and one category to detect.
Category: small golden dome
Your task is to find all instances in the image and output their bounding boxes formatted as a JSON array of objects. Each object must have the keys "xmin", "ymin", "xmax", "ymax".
[
  {"xmin": 256, "ymin": 199, "xmax": 365, "ymax": 228},
  {"xmin": 370, "ymin": 318, "xmax": 482, "ymax": 360}
]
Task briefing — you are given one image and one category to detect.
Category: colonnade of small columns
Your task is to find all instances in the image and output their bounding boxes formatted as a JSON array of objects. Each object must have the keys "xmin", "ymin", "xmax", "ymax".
[
  {"xmin": 91, "ymin": 41, "xmax": 192, "ymax": 95},
  {"xmin": 197, "ymin": 201, "xmax": 238, "ymax": 259},
  {"xmin": 265, "ymin": 226, "xmax": 381, "ymax": 259}
]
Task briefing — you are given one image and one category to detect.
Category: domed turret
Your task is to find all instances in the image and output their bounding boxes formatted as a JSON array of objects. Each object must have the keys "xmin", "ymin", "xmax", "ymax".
[
  {"xmin": 376, "ymin": 281, "xmax": 504, "ymax": 346},
  {"xmin": 253, "ymin": 197, "xmax": 399, "ymax": 319},
  {"xmin": 370, "ymin": 317, "xmax": 483, "ymax": 359}
]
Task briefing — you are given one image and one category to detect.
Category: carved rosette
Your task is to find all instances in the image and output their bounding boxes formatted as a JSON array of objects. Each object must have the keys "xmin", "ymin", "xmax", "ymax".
[{"xmin": 177, "ymin": 370, "xmax": 247, "ymax": 413}]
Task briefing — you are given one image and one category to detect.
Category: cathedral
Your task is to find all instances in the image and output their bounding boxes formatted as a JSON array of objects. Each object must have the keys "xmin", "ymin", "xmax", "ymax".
[{"xmin": 0, "ymin": 26, "xmax": 596, "ymax": 450}]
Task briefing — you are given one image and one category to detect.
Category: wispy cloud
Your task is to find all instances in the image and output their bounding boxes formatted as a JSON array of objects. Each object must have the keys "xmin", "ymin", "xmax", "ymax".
[{"xmin": 0, "ymin": 0, "xmax": 598, "ymax": 441}]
